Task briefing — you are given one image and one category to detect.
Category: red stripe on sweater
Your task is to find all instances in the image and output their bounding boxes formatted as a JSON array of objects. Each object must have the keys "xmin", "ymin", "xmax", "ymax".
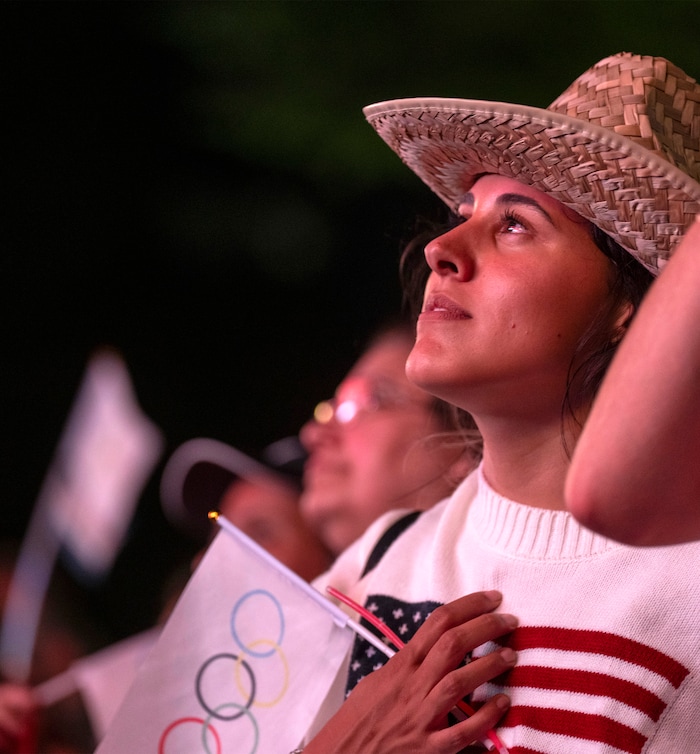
[
  {"xmin": 508, "ymin": 665, "xmax": 665, "ymax": 720},
  {"xmin": 508, "ymin": 627, "xmax": 688, "ymax": 686},
  {"xmin": 502, "ymin": 705, "xmax": 646, "ymax": 754}
]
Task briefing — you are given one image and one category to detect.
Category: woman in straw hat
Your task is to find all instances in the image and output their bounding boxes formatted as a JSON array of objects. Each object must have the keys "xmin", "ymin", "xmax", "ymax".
[{"xmin": 300, "ymin": 53, "xmax": 700, "ymax": 753}]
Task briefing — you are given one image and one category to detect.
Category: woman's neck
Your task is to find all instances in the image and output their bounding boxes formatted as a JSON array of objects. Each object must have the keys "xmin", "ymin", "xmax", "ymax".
[{"xmin": 477, "ymin": 415, "xmax": 578, "ymax": 510}]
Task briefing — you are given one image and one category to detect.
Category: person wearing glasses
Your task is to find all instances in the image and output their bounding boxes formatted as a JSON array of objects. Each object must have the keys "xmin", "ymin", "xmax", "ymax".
[
  {"xmin": 299, "ymin": 320, "xmax": 474, "ymax": 556},
  {"xmin": 299, "ymin": 53, "xmax": 700, "ymax": 753}
]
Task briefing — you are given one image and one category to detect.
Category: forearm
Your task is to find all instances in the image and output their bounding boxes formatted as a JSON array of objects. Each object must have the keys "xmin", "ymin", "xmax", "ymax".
[{"xmin": 567, "ymin": 217, "xmax": 700, "ymax": 544}]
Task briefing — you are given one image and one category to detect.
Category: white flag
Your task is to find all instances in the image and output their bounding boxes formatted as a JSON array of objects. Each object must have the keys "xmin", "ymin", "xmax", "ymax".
[
  {"xmin": 46, "ymin": 348, "xmax": 164, "ymax": 578},
  {"xmin": 96, "ymin": 519, "xmax": 356, "ymax": 754},
  {"xmin": 0, "ymin": 349, "xmax": 163, "ymax": 681},
  {"xmin": 73, "ymin": 628, "xmax": 160, "ymax": 740}
]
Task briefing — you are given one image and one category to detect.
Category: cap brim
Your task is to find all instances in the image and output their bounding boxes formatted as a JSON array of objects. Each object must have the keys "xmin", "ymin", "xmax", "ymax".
[
  {"xmin": 159, "ymin": 437, "xmax": 286, "ymax": 538},
  {"xmin": 364, "ymin": 97, "xmax": 700, "ymax": 273}
]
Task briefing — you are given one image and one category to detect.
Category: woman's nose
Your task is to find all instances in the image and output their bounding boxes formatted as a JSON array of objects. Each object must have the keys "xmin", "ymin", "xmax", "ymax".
[
  {"xmin": 300, "ymin": 415, "xmax": 332, "ymax": 451},
  {"xmin": 424, "ymin": 224, "xmax": 474, "ymax": 281}
]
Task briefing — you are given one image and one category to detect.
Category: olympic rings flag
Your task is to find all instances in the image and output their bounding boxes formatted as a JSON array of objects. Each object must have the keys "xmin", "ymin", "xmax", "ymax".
[{"xmin": 94, "ymin": 516, "xmax": 355, "ymax": 754}]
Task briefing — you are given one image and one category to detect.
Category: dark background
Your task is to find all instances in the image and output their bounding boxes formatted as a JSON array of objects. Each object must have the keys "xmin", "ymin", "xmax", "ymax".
[{"xmin": 3, "ymin": 0, "xmax": 700, "ymax": 646}]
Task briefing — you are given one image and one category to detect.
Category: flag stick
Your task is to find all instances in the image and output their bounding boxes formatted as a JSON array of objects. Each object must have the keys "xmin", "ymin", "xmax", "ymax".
[
  {"xmin": 213, "ymin": 513, "xmax": 394, "ymax": 659},
  {"xmin": 32, "ymin": 668, "xmax": 78, "ymax": 706},
  {"xmin": 0, "ymin": 489, "xmax": 62, "ymax": 681}
]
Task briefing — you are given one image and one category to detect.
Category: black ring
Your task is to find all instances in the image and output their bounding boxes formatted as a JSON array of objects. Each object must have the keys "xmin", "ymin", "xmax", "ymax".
[{"xmin": 195, "ymin": 652, "xmax": 256, "ymax": 721}]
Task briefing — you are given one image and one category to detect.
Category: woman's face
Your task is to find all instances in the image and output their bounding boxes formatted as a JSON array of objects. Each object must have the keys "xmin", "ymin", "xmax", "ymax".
[{"xmin": 407, "ymin": 175, "xmax": 615, "ymax": 419}]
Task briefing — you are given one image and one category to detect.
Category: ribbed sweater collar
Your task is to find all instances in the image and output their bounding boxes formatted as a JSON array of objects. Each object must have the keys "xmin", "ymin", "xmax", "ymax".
[{"xmin": 462, "ymin": 465, "xmax": 623, "ymax": 561}]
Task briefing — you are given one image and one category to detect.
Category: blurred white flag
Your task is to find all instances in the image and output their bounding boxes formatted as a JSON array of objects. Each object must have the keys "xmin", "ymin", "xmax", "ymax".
[
  {"xmin": 0, "ymin": 349, "xmax": 163, "ymax": 681},
  {"xmin": 46, "ymin": 348, "xmax": 163, "ymax": 578},
  {"xmin": 73, "ymin": 628, "xmax": 160, "ymax": 740},
  {"xmin": 95, "ymin": 521, "xmax": 355, "ymax": 754}
]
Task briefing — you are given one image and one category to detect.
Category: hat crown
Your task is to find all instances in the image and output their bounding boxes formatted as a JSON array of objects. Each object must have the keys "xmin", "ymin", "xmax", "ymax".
[{"xmin": 549, "ymin": 53, "xmax": 700, "ymax": 181}]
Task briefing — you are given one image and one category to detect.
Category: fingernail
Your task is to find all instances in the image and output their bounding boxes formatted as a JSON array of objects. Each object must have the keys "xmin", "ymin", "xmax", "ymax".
[
  {"xmin": 499, "ymin": 647, "xmax": 517, "ymax": 664},
  {"xmin": 484, "ymin": 590, "xmax": 502, "ymax": 603},
  {"xmin": 501, "ymin": 613, "xmax": 518, "ymax": 629},
  {"xmin": 495, "ymin": 694, "xmax": 511, "ymax": 710}
]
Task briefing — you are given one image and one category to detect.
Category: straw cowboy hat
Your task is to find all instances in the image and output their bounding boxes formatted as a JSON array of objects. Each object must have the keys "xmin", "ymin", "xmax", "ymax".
[{"xmin": 364, "ymin": 52, "xmax": 700, "ymax": 274}]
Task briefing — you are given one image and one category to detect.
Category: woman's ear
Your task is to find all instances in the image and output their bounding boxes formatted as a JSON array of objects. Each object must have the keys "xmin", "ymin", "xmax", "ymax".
[
  {"xmin": 611, "ymin": 300, "xmax": 635, "ymax": 345},
  {"xmin": 446, "ymin": 448, "xmax": 479, "ymax": 487}
]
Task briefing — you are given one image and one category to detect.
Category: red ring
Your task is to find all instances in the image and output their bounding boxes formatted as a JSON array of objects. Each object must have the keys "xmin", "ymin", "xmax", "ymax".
[{"xmin": 158, "ymin": 716, "xmax": 222, "ymax": 754}]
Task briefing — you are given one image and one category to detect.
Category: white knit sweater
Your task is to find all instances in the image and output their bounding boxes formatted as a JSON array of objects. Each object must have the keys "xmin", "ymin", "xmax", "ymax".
[{"xmin": 311, "ymin": 466, "xmax": 700, "ymax": 753}]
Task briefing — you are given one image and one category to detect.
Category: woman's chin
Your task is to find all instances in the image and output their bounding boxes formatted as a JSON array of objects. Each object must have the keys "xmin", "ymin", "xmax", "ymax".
[{"xmin": 406, "ymin": 347, "xmax": 451, "ymax": 396}]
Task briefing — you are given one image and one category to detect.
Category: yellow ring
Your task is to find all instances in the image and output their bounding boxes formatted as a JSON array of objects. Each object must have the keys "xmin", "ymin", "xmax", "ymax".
[{"xmin": 234, "ymin": 639, "xmax": 289, "ymax": 708}]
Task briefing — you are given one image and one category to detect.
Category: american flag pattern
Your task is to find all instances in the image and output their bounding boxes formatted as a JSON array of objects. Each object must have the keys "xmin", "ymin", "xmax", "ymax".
[
  {"xmin": 345, "ymin": 594, "xmax": 440, "ymax": 695},
  {"xmin": 346, "ymin": 596, "xmax": 690, "ymax": 754}
]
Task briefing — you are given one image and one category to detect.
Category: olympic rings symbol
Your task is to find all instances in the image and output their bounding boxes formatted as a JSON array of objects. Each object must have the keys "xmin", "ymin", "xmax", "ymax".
[{"xmin": 158, "ymin": 589, "xmax": 289, "ymax": 753}]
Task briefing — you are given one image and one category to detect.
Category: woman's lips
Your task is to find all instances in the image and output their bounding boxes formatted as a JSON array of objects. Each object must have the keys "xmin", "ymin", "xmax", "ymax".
[{"xmin": 419, "ymin": 293, "xmax": 471, "ymax": 321}]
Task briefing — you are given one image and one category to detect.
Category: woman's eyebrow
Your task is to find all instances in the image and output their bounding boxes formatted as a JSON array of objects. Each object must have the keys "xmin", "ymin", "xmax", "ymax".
[
  {"xmin": 459, "ymin": 192, "xmax": 475, "ymax": 208},
  {"xmin": 457, "ymin": 191, "xmax": 555, "ymax": 226},
  {"xmin": 496, "ymin": 193, "xmax": 555, "ymax": 225}
]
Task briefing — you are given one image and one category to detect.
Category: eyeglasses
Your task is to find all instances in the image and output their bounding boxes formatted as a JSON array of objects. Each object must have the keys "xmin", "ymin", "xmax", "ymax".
[{"xmin": 312, "ymin": 377, "xmax": 427, "ymax": 426}]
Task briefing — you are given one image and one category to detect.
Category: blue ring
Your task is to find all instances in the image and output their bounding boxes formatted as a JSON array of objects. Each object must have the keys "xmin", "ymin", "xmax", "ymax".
[{"xmin": 230, "ymin": 589, "xmax": 285, "ymax": 658}]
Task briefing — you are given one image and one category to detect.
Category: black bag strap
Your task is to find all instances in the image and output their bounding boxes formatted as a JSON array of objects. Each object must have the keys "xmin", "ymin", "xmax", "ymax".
[{"xmin": 361, "ymin": 510, "xmax": 421, "ymax": 578}]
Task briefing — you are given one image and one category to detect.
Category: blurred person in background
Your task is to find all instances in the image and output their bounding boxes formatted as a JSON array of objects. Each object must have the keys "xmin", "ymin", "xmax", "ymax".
[
  {"xmin": 300, "ymin": 320, "xmax": 476, "ymax": 555},
  {"xmin": 0, "ymin": 434, "xmax": 336, "ymax": 754}
]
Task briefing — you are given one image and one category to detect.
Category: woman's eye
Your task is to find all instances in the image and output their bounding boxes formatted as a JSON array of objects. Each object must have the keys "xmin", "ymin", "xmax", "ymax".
[{"xmin": 503, "ymin": 213, "xmax": 527, "ymax": 233}]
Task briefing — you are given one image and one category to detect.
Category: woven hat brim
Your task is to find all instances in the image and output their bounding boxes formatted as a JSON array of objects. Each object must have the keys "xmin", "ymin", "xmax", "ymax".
[{"xmin": 364, "ymin": 97, "xmax": 700, "ymax": 274}]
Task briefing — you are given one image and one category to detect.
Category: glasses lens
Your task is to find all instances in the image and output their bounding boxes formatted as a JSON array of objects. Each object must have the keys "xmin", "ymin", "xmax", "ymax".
[
  {"xmin": 313, "ymin": 400, "xmax": 335, "ymax": 424},
  {"xmin": 334, "ymin": 398, "xmax": 360, "ymax": 424},
  {"xmin": 314, "ymin": 377, "xmax": 423, "ymax": 426}
]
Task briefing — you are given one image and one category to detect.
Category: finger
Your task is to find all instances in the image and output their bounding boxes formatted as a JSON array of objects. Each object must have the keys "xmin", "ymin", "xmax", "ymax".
[
  {"xmin": 427, "ymin": 610, "xmax": 517, "ymax": 671},
  {"xmin": 431, "ymin": 693, "xmax": 511, "ymax": 754},
  {"xmin": 0, "ymin": 685, "xmax": 35, "ymax": 737},
  {"xmin": 402, "ymin": 609, "xmax": 517, "ymax": 705},
  {"xmin": 428, "ymin": 646, "xmax": 517, "ymax": 721},
  {"xmin": 0, "ymin": 706, "xmax": 24, "ymax": 739},
  {"xmin": 406, "ymin": 591, "xmax": 504, "ymax": 664}
]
